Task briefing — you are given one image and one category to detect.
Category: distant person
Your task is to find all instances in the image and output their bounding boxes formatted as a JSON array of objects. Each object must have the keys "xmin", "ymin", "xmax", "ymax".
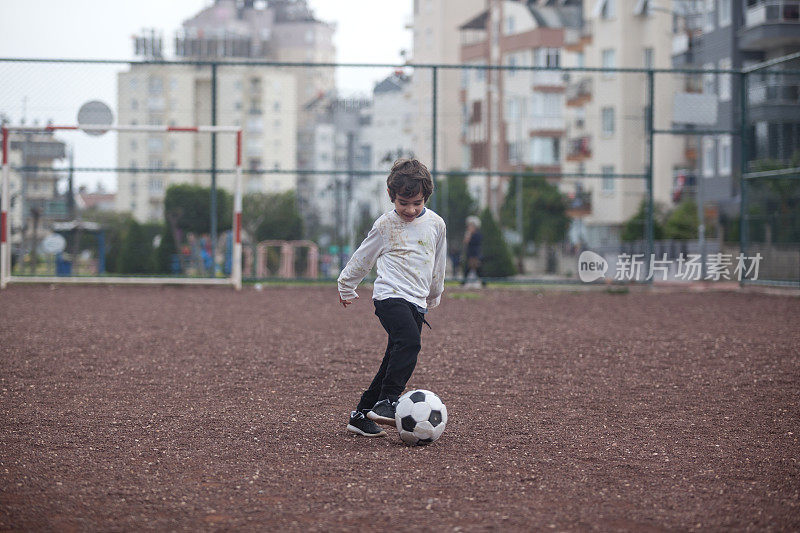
[
  {"xmin": 338, "ymin": 158, "xmax": 447, "ymax": 438},
  {"xmin": 462, "ymin": 215, "xmax": 484, "ymax": 286}
]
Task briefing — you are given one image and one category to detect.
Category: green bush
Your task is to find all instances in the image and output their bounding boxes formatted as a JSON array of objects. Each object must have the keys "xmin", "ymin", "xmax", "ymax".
[{"xmin": 479, "ymin": 208, "xmax": 516, "ymax": 278}]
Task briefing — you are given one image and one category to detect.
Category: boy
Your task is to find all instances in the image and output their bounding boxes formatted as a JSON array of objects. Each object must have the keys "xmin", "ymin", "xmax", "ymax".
[{"xmin": 338, "ymin": 159, "xmax": 447, "ymax": 437}]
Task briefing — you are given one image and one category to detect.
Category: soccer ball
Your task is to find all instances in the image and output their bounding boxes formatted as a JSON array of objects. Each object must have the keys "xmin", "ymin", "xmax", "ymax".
[{"xmin": 395, "ymin": 389, "xmax": 448, "ymax": 446}]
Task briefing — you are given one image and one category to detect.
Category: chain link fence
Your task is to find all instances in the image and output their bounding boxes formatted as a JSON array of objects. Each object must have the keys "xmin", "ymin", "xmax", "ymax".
[{"xmin": 0, "ymin": 57, "xmax": 796, "ymax": 287}]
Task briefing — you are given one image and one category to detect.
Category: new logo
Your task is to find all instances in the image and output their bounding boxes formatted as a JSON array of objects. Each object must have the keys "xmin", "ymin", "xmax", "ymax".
[{"xmin": 578, "ymin": 251, "xmax": 608, "ymax": 282}]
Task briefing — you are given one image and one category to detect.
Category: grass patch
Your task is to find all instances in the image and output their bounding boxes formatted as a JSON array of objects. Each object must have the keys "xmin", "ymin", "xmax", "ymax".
[{"xmin": 447, "ymin": 292, "xmax": 483, "ymax": 300}]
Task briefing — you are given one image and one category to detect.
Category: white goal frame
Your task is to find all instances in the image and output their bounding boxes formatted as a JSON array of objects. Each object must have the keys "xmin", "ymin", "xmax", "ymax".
[{"xmin": 1, "ymin": 124, "xmax": 243, "ymax": 290}]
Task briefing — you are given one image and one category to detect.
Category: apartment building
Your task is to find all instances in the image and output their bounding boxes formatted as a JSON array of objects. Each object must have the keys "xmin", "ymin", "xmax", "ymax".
[
  {"xmin": 116, "ymin": 0, "xmax": 334, "ymax": 222},
  {"xmin": 672, "ymin": 0, "xmax": 800, "ymax": 213},
  {"xmin": 408, "ymin": 0, "xmax": 486, "ymax": 172},
  {"xmin": 459, "ymin": 0, "xmax": 582, "ymax": 213},
  {"xmin": 5, "ymin": 130, "xmax": 68, "ymax": 253},
  {"xmin": 302, "ymin": 95, "xmax": 372, "ymax": 247},
  {"xmin": 367, "ymin": 72, "xmax": 415, "ymax": 214},
  {"xmin": 560, "ymin": 0, "xmax": 684, "ymax": 247}
]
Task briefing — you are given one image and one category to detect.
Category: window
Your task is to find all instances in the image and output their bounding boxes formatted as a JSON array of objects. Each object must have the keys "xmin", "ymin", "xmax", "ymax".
[
  {"xmin": 130, "ymin": 139, "xmax": 138, "ymax": 151},
  {"xmin": 148, "ymin": 178, "xmax": 163, "ymax": 194},
  {"xmin": 703, "ymin": 62, "xmax": 716, "ymax": 95},
  {"xmin": 602, "ymin": 165, "xmax": 615, "ymax": 193},
  {"xmin": 575, "ymin": 108, "xmax": 586, "ymax": 128},
  {"xmin": 718, "ymin": 0, "xmax": 731, "ymax": 27},
  {"xmin": 505, "ymin": 15, "xmax": 515, "ymax": 34},
  {"xmin": 529, "ymin": 137, "xmax": 560, "ymax": 165},
  {"xmin": 505, "ymin": 98, "xmax": 519, "ymax": 122},
  {"xmin": 131, "ymin": 99, "xmax": 138, "ymax": 111},
  {"xmin": 604, "ymin": 0, "xmax": 616, "ymax": 18},
  {"xmin": 718, "ymin": 135, "xmax": 731, "ymax": 175},
  {"xmin": 634, "ymin": 0, "xmax": 652, "ymax": 15},
  {"xmin": 305, "ymin": 29, "xmax": 314, "ymax": 43},
  {"xmin": 530, "ymin": 137, "xmax": 559, "ymax": 165},
  {"xmin": 602, "ymin": 49, "xmax": 616, "ymax": 78},
  {"xmin": 129, "ymin": 77, "xmax": 138, "ymax": 90},
  {"xmin": 718, "ymin": 58, "xmax": 731, "ymax": 101},
  {"xmin": 643, "ymin": 48, "xmax": 654, "ymax": 69},
  {"xmin": 474, "ymin": 62, "xmax": 486, "ymax": 82},
  {"xmin": 470, "ymin": 101, "xmax": 482, "ymax": 123},
  {"xmin": 148, "ymin": 76, "xmax": 163, "ymax": 95},
  {"xmin": 703, "ymin": 136, "xmax": 716, "ymax": 177},
  {"xmin": 602, "ymin": 107, "xmax": 615, "ymax": 135},
  {"xmin": 704, "ymin": 0, "xmax": 715, "ymax": 32},
  {"xmin": 534, "ymin": 48, "xmax": 560, "ymax": 68},
  {"xmin": 593, "ymin": 0, "xmax": 616, "ymax": 18},
  {"xmin": 247, "ymin": 117, "xmax": 263, "ymax": 133},
  {"xmin": 147, "ymin": 137, "xmax": 163, "ymax": 153},
  {"xmin": 576, "ymin": 52, "xmax": 585, "ymax": 68},
  {"xmin": 506, "ymin": 54, "xmax": 517, "ymax": 77}
]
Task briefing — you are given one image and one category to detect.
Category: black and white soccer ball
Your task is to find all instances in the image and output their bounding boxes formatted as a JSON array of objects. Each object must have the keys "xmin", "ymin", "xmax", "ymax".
[{"xmin": 395, "ymin": 389, "xmax": 448, "ymax": 446}]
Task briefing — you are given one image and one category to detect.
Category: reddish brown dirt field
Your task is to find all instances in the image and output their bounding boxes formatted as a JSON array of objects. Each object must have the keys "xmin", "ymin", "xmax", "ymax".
[{"xmin": 1, "ymin": 285, "xmax": 799, "ymax": 531}]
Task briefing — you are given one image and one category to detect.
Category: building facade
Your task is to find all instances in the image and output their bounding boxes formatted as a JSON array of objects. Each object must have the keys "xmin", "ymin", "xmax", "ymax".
[
  {"xmin": 408, "ymin": 0, "xmax": 486, "ymax": 173},
  {"xmin": 671, "ymin": 0, "xmax": 800, "ymax": 217},
  {"xmin": 459, "ymin": 0, "xmax": 582, "ymax": 213},
  {"xmin": 560, "ymin": 0, "xmax": 684, "ymax": 247},
  {"xmin": 116, "ymin": 0, "xmax": 334, "ymax": 223},
  {"xmin": 5, "ymin": 128, "xmax": 68, "ymax": 267}
]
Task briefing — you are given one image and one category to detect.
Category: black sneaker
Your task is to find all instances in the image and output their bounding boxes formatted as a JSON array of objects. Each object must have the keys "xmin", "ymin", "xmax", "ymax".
[
  {"xmin": 366, "ymin": 399, "xmax": 397, "ymax": 426},
  {"xmin": 347, "ymin": 411, "xmax": 387, "ymax": 437}
]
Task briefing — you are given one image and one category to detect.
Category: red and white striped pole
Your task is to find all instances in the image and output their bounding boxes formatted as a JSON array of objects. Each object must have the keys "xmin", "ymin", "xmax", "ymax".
[
  {"xmin": 1, "ymin": 127, "xmax": 9, "ymax": 289},
  {"xmin": 233, "ymin": 130, "xmax": 243, "ymax": 290}
]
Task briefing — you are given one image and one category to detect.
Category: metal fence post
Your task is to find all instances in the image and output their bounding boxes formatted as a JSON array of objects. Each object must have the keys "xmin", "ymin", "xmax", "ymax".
[
  {"xmin": 211, "ymin": 62, "xmax": 218, "ymax": 275},
  {"xmin": 739, "ymin": 70, "xmax": 749, "ymax": 287},
  {"xmin": 646, "ymin": 69, "xmax": 655, "ymax": 281},
  {"xmin": 431, "ymin": 66, "xmax": 438, "ymax": 212}
]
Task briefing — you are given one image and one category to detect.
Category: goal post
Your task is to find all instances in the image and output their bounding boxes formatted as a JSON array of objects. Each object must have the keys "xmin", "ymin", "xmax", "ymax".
[{"xmin": 0, "ymin": 124, "xmax": 243, "ymax": 290}]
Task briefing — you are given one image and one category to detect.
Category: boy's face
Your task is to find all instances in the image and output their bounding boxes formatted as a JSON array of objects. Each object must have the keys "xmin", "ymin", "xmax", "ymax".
[{"xmin": 390, "ymin": 190, "xmax": 425, "ymax": 222}]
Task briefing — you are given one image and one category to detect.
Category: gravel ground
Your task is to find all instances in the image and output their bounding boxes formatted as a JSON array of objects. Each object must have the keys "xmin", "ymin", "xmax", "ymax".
[{"xmin": 1, "ymin": 285, "xmax": 799, "ymax": 531}]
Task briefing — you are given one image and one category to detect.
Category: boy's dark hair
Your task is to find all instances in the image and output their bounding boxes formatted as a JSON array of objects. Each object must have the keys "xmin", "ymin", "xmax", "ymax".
[{"xmin": 387, "ymin": 158, "xmax": 433, "ymax": 202}]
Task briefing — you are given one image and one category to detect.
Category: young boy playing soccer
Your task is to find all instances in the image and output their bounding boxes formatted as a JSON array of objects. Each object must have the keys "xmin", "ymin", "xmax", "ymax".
[{"xmin": 338, "ymin": 158, "xmax": 447, "ymax": 437}]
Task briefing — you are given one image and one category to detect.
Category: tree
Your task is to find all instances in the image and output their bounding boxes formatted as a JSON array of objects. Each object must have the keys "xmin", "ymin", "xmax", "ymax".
[
  {"xmin": 479, "ymin": 208, "xmax": 516, "ymax": 278},
  {"xmin": 621, "ymin": 200, "xmax": 666, "ymax": 242},
  {"xmin": 439, "ymin": 173, "xmax": 478, "ymax": 260},
  {"xmin": 118, "ymin": 219, "xmax": 156, "ymax": 274},
  {"xmin": 242, "ymin": 191, "xmax": 303, "ymax": 242},
  {"xmin": 746, "ymin": 153, "xmax": 800, "ymax": 243},
  {"xmin": 164, "ymin": 184, "xmax": 232, "ymax": 237},
  {"xmin": 154, "ymin": 224, "xmax": 177, "ymax": 274},
  {"xmin": 353, "ymin": 204, "xmax": 376, "ymax": 244},
  {"xmin": 500, "ymin": 174, "xmax": 569, "ymax": 245},
  {"xmin": 663, "ymin": 200, "xmax": 698, "ymax": 240}
]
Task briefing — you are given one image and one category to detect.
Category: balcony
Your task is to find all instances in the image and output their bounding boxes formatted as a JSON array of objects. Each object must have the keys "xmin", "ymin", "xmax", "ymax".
[
  {"xmin": 532, "ymin": 70, "xmax": 564, "ymax": 89},
  {"xmin": 563, "ymin": 26, "xmax": 591, "ymax": 52},
  {"xmin": 747, "ymin": 79, "xmax": 800, "ymax": 122},
  {"xmin": 566, "ymin": 78, "xmax": 591, "ymax": 106},
  {"xmin": 566, "ymin": 189, "xmax": 592, "ymax": 218},
  {"xmin": 566, "ymin": 136, "xmax": 591, "ymax": 162},
  {"xmin": 741, "ymin": 0, "xmax": 800, "ymax": 50}
]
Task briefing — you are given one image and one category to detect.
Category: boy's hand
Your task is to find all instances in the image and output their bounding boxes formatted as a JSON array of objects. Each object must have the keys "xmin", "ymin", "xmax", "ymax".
[{"xmin": 339, "ymin": 294, "xmax": 358, "ymax": 308}]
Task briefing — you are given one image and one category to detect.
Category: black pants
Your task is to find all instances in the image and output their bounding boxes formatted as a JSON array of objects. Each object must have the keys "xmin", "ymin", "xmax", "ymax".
[{"xmin": 355, "ymin": 298, "xmax": 425, "ymax": 412}]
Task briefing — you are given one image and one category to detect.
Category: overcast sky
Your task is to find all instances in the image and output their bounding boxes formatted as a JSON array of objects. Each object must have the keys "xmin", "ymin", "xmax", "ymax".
[
  {"xmin": 0, "ymin": 0, "xmax": 412, "ymax": 84},
  {"xmin": 0, "ymin": 0, "xmax": 412, "ymax": 189}
]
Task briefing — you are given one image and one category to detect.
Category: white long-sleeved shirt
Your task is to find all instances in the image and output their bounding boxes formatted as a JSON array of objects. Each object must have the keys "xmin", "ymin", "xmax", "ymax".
[{"xmin": 337, "ymin": 208, "xmax": 447, "ymax": 309}]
